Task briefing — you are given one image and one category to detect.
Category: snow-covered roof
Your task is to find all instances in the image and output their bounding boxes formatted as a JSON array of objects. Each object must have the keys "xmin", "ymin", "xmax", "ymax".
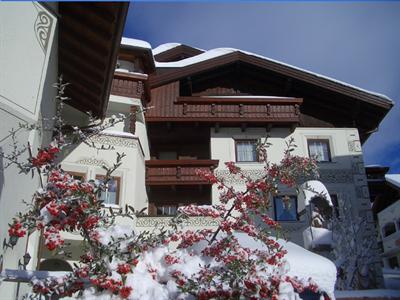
[
  {"xmin": 365, "ymin": 164, "xmax": 385, "ymax": 168},
  {"xmin": 153, "ymin": 43, "xmax": 204, "ymax": 56},
  {"xmin": 155, "ymin": 47, "xmax": 393, "ymax": 103},
  {"xmin": 385, "ymin": 174, "xmax": 400, "ymax": 189},
  {"xmin": 153, "ymin": 43, "xmax": 182, "ymax": 55},
  {"xmin": 121, "ymin": 37, "xmax": 152, "ymax": 50}
]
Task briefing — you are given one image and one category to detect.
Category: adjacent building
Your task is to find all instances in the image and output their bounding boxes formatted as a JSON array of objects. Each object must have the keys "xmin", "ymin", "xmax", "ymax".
[
  {"xmin": 0, "ymin": 2, "xmax": 128, "ymax": 298},
  {"xmin": 366, "ymin": 166, "xmax": 400, "ymax": 288}
]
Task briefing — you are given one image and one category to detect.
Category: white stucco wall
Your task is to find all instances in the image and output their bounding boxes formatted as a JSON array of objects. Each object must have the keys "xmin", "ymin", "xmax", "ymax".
[
  {"xmin": 378, "ymin": 200, "xmax": 400, "ymax": 266},
  {"xmin": 210, "ymin": 127, "xmax": 373, "ymax": 246},
  {"xmin": 0, "ymin": 3, "xmax": 58, "ymax": 298}
]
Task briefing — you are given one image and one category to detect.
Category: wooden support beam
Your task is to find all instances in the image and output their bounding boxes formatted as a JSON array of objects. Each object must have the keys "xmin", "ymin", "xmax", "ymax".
[{"xmin": 215, "ymin": 122, "xmax": 220, "ymax": 133}]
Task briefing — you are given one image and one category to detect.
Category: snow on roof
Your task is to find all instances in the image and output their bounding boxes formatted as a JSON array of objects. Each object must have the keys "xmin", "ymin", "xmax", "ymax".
[
  {"xmin": 153, "ymin": 43, "xmax": 204, "ymax": 56},
  {"xmin": 385, "ymin": 174, "xmax": 400, "ymax": 189},
  {"xmin": 155, "ymin": 47, "xmax": 393, "ymax": 103},
  {"xmin": 153, "ymin": 43, "xmax": 182, "ymax": 55},
  {"xmin": 121, "ymin": 37, "xmax": 152, "ymax": 50},
  {"xmin": 365, "ymin": 164, "xmax": 385, "ymax": 168}
]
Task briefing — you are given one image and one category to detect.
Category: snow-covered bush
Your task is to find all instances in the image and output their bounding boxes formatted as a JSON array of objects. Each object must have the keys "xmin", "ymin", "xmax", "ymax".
[
  {"xmin": 331, "ymin": 196, "xmax": 378, "ymax": 290},
  {"xmin": 1, "ymin": 79, "xmax": 332, "ymax": 299}
]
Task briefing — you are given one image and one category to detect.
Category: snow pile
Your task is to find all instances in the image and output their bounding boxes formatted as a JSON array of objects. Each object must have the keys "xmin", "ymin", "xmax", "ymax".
[
  {"xmin": 303, "ymin": 227, "xmax": 333, "ymax": 250},
  {"xmin": 234, "ymin": 232, "xmax": 337, "ymax": 299},
  {"xmin": 96, "ymin": 224, "xmax": 135, "ymax": 247},
  {"xmin": 101, "ymin": 130, "xmax": 136, "ymax": 139},
  {"xmin": 298, "ymin": 180, "xmax": 332, "ymax": 213},
  {"xmin": 79, "ymin": 231, "xmax": 336, "ymax": 300}
]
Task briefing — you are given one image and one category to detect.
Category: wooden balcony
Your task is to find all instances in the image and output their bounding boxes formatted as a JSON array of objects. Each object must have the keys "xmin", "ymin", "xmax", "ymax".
[
  {"xmin": 110, "ymin": 71, "xmax": 147, "ymax": 100},
  {"xmin": 145, "ymin": 159, "xmax": 219, "ymax": 185},
  {"xmin": 146, "ymin": 95, "xmax": 302, "ymax": 125}
]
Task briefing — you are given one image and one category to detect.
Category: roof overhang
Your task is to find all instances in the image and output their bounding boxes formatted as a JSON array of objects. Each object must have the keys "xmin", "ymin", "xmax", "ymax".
[
  {"xmin": 154, "ymin": 44, "xmax": 204, "ymax": 62},
  {"xmin": 149, "ymin": 50, "xmax": 393, "ymax": 142},
  {"xmin": 59, "ymin": 2, "xmax": 129, "ymax": 118}
]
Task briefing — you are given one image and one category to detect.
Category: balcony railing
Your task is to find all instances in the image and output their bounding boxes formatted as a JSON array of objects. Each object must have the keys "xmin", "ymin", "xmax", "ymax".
[
  {"xmin": 136, "ymin": 216, "xmax": 219, "ymax": 229},
  {"xmin": 145, "ymin": 159, "xmax": 219, "ymax": 185},
  {"xmin": 111, "ymin": 71, "xmax": 146, "ymax": 100},
  {"xmin": 146, "ymin": 96, "xmax": 302, "ymax": 124}
]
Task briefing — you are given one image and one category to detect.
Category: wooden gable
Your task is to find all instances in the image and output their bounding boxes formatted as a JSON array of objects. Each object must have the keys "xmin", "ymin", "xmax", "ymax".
[{"xmin": 149, "ymin": 52, "xmax": 393, "ymax": 142}]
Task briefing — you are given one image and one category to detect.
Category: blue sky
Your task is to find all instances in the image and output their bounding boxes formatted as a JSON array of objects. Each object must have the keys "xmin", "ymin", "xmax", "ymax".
[{"xmin": 123, "ymin": 2, "xmax": 400, "ymax": 173}]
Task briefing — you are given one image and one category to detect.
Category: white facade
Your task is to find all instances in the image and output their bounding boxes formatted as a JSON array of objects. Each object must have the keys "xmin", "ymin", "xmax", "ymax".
[
  {"xmin": 378, "ymin": 200, "xmax": 400, "ymax": 267},
  {"xmin": 210, "ymin": 127, "xmax": 374, "ymax": 246},
  {"xmin": 0, "ymin": 3, "xmax": 58, "ymax": 298}
]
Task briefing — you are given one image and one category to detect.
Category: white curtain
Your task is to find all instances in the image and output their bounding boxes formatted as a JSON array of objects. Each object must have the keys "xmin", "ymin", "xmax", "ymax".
[
  {"xmin": 309, "ymin": 141, "xmax": 329, "ymax": 161},
  {"xmin": 237, "ymin": 141, "xmax": 257, "ymax": 162}
]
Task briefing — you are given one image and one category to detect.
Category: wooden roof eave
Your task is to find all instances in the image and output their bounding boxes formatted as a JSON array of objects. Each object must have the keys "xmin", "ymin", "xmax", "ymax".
[
  {"xmin": 59, "ymin": 3, "xmax": 129, "ymax": 119},
  {"xmin": 149, "ymin": 51, "xmax": 393, "ymax": 111}
]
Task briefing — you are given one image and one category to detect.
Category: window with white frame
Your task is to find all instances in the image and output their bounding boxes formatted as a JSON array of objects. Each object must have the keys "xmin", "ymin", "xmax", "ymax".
[
  {"xmin": 235, "ymin": 139, "xmax": 258, "ymax": 162},
  {"xmin": 307, "ymin": 139, "xmax": 331, "ymax": 162},
  {"xmin": 96, "ymin": 175, "xmax": 120, "ymax": 205}
]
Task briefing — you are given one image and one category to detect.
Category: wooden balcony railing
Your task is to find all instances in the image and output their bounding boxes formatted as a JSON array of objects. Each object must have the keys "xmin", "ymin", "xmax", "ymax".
[
  {"xmin": 145, "ymin": 159, "xmax": 219, "ymax": 185},
  {"xmin": 111, "ymin": 71, "xmax": 146, "ymax": 100},
  {"xmin": 146, "ymin": 96, "xmax": 302, "ymax": 124}
]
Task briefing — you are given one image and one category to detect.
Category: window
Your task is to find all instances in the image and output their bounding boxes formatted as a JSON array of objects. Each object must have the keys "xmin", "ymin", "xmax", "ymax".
[
  {"xmin": 307, "ymin": 139, "xmax": 331, "ymax": 162},
  {"xmin": 235, "ymin": 140, "xmax": 258, "ymax": 162},
  {"xmin": 274, "ymin": 195, "xmax": 298, "ymax": 221},
  {"xmin": 156, "ymin": 205, "xmax": 178, "ymax": 216},
  {"xmin": 382, "ymin": 222, "xmax": 396, "ymax": 238},
  {"xmin": 69, "ymin": 172, "xmax": 86, "ymax": 181},
  {"xmin": 96, "ymin": 175, "xmax": 120, "ymax": 205},
  {"xmin": 388, "ymin": 256, "xmax": 399, "ymax": 269}
]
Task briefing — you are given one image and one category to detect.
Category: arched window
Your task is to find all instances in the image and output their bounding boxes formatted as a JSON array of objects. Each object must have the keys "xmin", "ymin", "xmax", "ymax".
[
  {"xmin": 382, "ymin": 222, "xmax": 396, "ymax": 238},
  {"xmin": 39, "ymin": 259, "xmax": 73, "ymax": 272}
]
